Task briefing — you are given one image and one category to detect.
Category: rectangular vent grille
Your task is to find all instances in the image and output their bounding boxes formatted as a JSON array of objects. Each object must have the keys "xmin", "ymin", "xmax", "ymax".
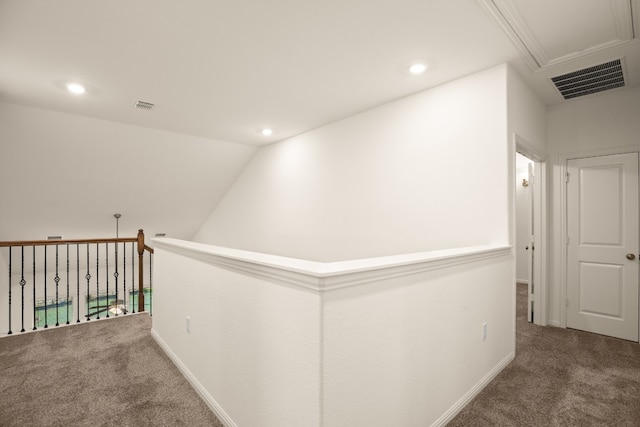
[
  {"xmin": 551, "ymin": 59, "xmax": 625, "ymax": 100},
  {"xmin": 133, "ymin": 100, "xmax": 155, "ymax": 110}
]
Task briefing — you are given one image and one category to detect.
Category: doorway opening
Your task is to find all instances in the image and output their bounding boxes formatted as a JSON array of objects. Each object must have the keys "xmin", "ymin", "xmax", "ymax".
[
  {"xmin": 514, "ymin": 136, "xmax": 547, "ymax": 327},
  {"xmin": 516, "ymin": 152, "xmax": 534, "ymax": 322}
]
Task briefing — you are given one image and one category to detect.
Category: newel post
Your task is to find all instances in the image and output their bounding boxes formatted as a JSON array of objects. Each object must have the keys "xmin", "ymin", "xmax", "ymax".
[{"xmin": 137, "ymin": 229, "xmax": 145, "ymax": 312}]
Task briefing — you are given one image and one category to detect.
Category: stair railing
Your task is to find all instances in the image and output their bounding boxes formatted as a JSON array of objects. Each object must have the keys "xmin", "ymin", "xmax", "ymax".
[{"xmin": 0, "ymin": 229, "xmax": 154, "ymax": 335}]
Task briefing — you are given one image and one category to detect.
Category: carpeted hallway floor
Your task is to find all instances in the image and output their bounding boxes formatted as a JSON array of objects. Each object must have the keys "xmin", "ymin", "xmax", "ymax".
[
  {"xmin": 449, "ymin": 283, "xmax": 640, "ymax": 426},
  {"xmin": 0, "ymin": 314, "xmax": 223, "ymax": 427},
  {"xmin": 2, "ymin": 285, "xmax": 639, "ymax": 426}
]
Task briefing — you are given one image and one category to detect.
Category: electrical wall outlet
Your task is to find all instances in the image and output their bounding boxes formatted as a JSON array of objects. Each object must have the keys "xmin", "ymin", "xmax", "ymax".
[
  {"xmin": 186, "ymin": 316, "xmax": 191, "ymax": 334},
  {"xmin": 482, "ymin": 322, "xmax": 488, "ymax": 341}
]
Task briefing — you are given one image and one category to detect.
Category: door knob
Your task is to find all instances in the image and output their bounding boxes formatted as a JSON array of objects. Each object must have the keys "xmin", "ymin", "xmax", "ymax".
[{"xmin": 626, "ymin": 253, "xmax": 636, "ymax": 260}]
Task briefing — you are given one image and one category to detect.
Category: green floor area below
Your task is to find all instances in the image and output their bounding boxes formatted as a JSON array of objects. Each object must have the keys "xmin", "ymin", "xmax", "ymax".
[{"xmin": 34, "ymin": 288, "xmax": 152, "ymax": 327}]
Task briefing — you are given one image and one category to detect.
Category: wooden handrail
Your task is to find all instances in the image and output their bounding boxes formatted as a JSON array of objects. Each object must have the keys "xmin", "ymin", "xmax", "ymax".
[
  {"xmin": 0, "ymin": 233, "xmax": 155, "ymax": 255},
  {"xmin": 0, "ymin": 237, "xmax": 138, "ymax": 247}
]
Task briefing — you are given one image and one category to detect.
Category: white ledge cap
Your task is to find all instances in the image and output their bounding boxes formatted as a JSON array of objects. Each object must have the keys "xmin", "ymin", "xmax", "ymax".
[{"xmin": 152, "ymin": 238, "xmax": 512, "ymax": 292}]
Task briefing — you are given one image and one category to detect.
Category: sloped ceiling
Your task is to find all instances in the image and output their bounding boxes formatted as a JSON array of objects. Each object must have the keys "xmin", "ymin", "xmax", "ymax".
[
  {"xmin": 1, "ymin": 0, "xmax": 637, "ymax": 146},
  {"xmin": 0, "ymin": 0, "xmax": 639, "ymax": 241},
  {"xmin": 0, "ymin": 0, "xmax": 522, "ymax": 146},
  {"xmin": 0, "ymin": 101, "xmax": 257, "ymax": 241}
]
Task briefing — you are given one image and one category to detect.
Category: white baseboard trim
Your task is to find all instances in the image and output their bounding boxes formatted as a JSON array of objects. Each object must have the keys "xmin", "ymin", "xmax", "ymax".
[
  {"xmin": 151, "ymin": 329, "xmax": 237, "ymax": 427},
  {"xmin": 516, "ymin": 279, "xmax": 528, "ymax": 285},
  {"xmin": 548, "ymin": 320, "xmax": 561, "ymax": 327},
  {"xmin": 430, "ymin": 351, "xmax": 515, "ymax": 427}
]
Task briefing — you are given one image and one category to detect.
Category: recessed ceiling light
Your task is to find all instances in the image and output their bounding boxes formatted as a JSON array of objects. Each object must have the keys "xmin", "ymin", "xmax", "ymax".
[
  {"xmin": 261, "ymin": 128, "xmax": 273, "ymax": 136},
  {"xmin": 66, "ymin": 83, "xmax": 86, "ymax": 94},
  {"xmin": 409, "ymin": 63, "xmax": 427, "ymax": 75}
]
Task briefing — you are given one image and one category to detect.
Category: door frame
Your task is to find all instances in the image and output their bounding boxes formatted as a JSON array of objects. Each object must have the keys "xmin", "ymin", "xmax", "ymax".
[
  {"xmin": 559, "ymin": 145, "xmax": 640, "ymax": 341},
  {"xmin": 514, "ymin": 134, "xmax": 548, "ymax": 326}
]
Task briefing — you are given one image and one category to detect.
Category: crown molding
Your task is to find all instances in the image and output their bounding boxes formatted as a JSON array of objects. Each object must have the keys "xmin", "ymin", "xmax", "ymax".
[{"xmin": 478, "ymin": 0, "xmax": 637, "ymax": 70}]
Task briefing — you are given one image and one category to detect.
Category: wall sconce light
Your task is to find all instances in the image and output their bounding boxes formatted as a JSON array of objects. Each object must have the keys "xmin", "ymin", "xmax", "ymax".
[{"xmin": 522, "ymin": 179, "xmax": 529, "ymax": 187}]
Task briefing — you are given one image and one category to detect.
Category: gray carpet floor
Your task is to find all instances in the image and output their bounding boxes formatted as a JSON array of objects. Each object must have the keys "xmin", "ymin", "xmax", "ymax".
[
  {"xmin": 0, "ymin": 314, "xmax": 223, "ymax": 427},
  {"xmin": 449, "ymin": 283, "xmax": 640, "ymax": 426},
  {"xmin": 2, "ymin": 285, "xmax": 639, "ymax": 426}
]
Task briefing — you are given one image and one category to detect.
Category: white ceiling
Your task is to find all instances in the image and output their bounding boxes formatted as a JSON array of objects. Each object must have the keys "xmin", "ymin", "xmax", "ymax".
[
  {"xmin": 3, "ymin": 0, "xmax": 636, "ymax": 146},
  {"xmin": 1, "ymin": 0, "xmax": 639, "ymax": 243},
  {"xmin": 482, "ymin": 0, "xmax": 640, "ymax": 102}
]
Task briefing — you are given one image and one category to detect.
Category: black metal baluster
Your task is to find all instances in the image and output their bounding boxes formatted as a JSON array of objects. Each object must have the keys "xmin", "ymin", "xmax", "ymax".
[
  {"xmin": 76, "ymin": 245, "xmax": 80, "ymax": 323},
  {"xmin": 131, "ymin": 242, "xmax": 136, "ymax": 313},
  {"xmin": 20, "ymin": 246, "xmax": 26, "ymax": 332},
  {"xmin": 44, "ymin": 246, "xmax": 48, "ymax": 329},
  {"xmin": 8, "ymin": 247, "xmax": 12, "ymax": 335},
  {"xmin": 85, "ymin": 244, "xmax": 91, "ymax": 321},
  {"xmin": 55, "ymin": 245, "xmax": 60, "ymax": 327},
  {"xmin": 149, "ymin": 253, "xmax": 153, "ymax": 316},
  {"xmin": 105, "ymin": 243, "xmax": 109, "ymax": 318},
  {"xmin": 32, "ymin": 246, "xmax": 36, "ymax": 331},
  {"xmin": 66, "ymin": 244, "xmax": 70, "ymax": 325},
  {"xmin": 123, "ymin": 242, "xmax": 127, "ymax": 315},
  {"xmin": 114, "ymin": 242, "xmax": 119, "ymax": 316},
  {"xmin": 95, "ymin": 243, "xmax": 100, "ymax": 320}
]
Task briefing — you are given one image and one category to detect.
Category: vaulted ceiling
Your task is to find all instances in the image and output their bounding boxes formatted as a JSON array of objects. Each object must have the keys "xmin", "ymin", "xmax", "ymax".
[
  {"xmin": 2, "ymin": 0, "xmax": 637, "ymax": 146},
  {"xmin": 0, "ymin": 0, "xmax": 639, "ymax": 241}
]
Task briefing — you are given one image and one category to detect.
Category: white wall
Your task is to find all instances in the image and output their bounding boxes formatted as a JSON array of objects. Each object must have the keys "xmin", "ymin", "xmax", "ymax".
[
  {"xmin": 506, "ymin": 66, "xmax": 546, "ymax": 266},
  {"xmin": 506, "ymin": 66, "xmax": 547, "ymax": 325},
  {"xmin": 507, "ymin": 67, "xmax": 547, "ymax": 158},
  {"xmin": 322, "ymin": 251, "xmax": 514, "ymax": 426},
  {"xmin": 547, "ymin": 87, "xmax": 640, "ymax": 154},
  {"xmin": 547, "ymin": 87, "xmax": 640, "ymax": 326},
  {"xmin": 0, "ymin": 101, "xmax": 257, "ymax": 242},
  {"xmin": 152, "ymin": 245, "xmax": 322, "ymax": 427},
  {"xmin": 179, "ymin": 65, "xmax": 535, "ymax": 424},
  {"xmin": 195, "ymin": 65, "xmax": 510, "ymax": 262},
  {"xmin": 151, "ymin": 239, "xmax": 513, "ymax": 427}
]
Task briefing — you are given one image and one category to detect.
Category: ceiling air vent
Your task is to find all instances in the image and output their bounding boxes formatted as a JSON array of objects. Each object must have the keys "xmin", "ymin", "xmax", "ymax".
[
  {"xmin": 551, "ymin": 59, "xmax": 626, "ymax": 100},
  {"xmin": 133, "ymin": 100, "xmax": 155, "ymax": 111}
]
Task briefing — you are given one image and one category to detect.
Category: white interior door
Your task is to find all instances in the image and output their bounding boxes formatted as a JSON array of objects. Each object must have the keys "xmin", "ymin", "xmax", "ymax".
[{"xmin": 567, "ymin": 153, "xmax": 639, "ymax": 341}]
